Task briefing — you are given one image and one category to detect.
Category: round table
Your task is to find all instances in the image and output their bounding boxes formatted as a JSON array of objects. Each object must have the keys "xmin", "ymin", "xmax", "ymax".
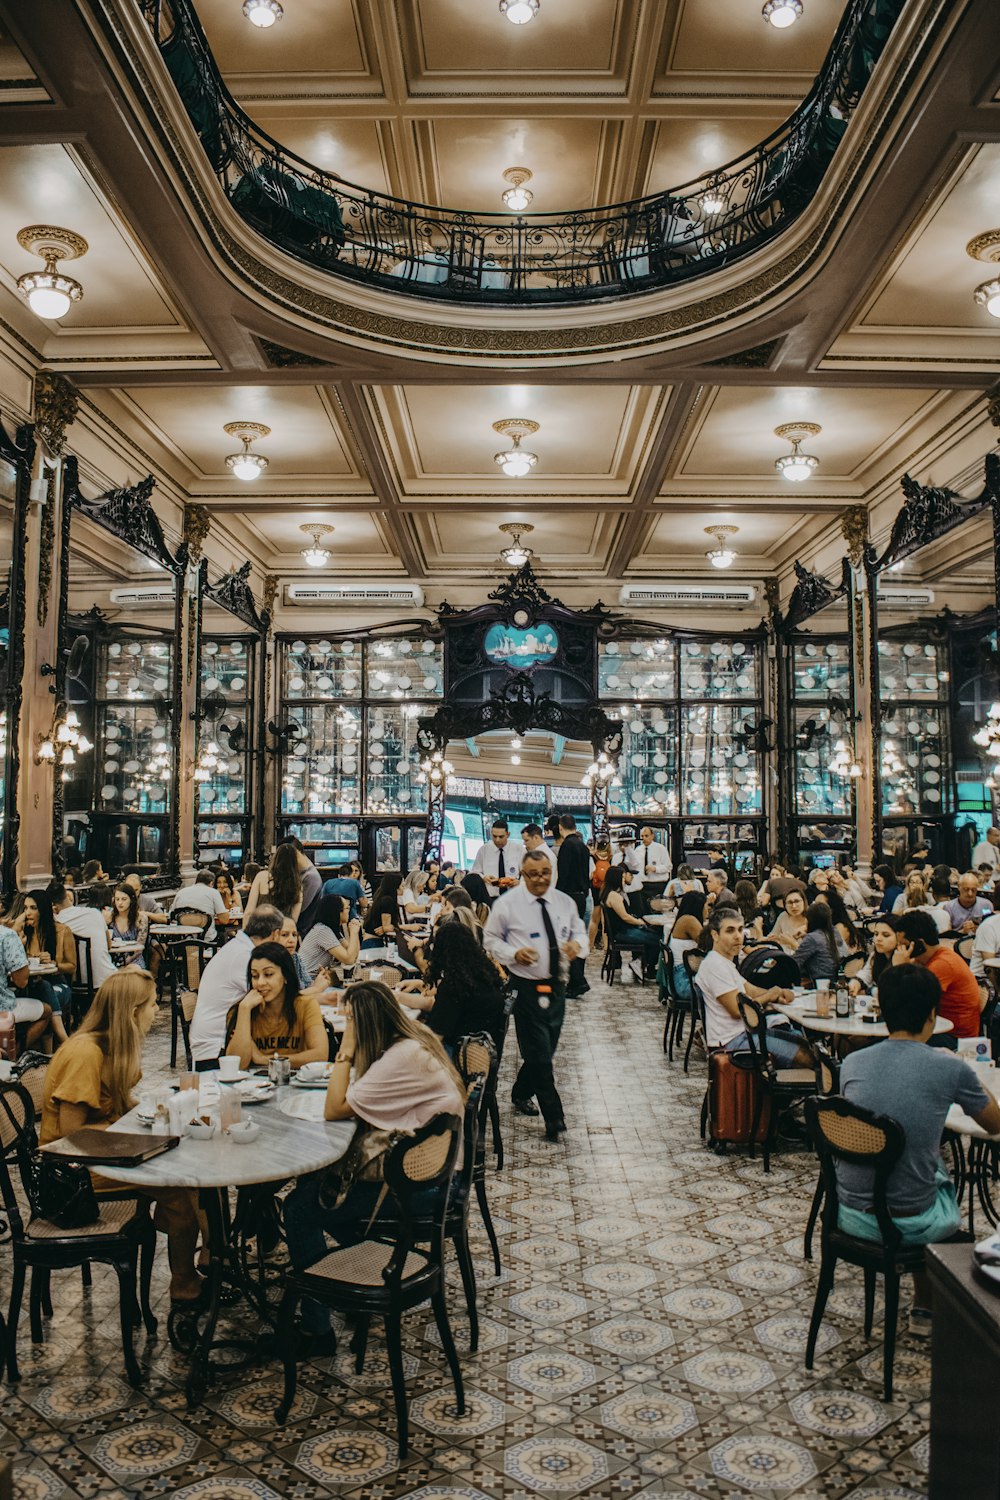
[
  {"xmin": 103, "ymin": 1097, "xmax": 355, "ymax": 1404},
  {"xmin": 27, "ymin": 962, "xmax": 58, "ymax": 977},
  {"xmin": 945, "ymin": 1100, "xmax": 1000, "ymax": 1237},
  {"xmin": 109, "ymin": 941, "xmax": 145, "ymax": 968},
  {"xmin": 774, "ymin": 995, "xmax": 954, "ymax": 1042},
  {"xmin": 149, "ymin": 924, "xmax": 208, "ymax": 938}
]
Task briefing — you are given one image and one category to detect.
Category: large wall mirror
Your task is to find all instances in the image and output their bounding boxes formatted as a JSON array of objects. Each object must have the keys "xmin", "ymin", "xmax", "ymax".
[
  {"xmin": 56, "ymin": 467, "xmax": 185, "ymax": 884},
  {"xmin": 0, "ymin": 418, "xmax": 29, "ymax": 894}
]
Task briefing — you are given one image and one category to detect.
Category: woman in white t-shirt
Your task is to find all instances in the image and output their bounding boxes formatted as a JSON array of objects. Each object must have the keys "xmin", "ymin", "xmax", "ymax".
[{"xmin": 282, "ymin": 980, "xmax": 464, "ymax": 1343}]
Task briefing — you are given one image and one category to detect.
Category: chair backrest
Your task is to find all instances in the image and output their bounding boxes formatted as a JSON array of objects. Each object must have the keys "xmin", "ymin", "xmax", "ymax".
[
  {"xmin": 11, "ymin": 1052, "xmax": 50, "ymax": 1115},
  {"xmin": 175, "ymin": 910, "xmax": 211, "ymax": 933},
  {"xmin": 804, "ymin": 1095, "xmax": 906, "ymax": 1251},
  {"xmin": 380, "ymin": 1112, "xmax": 461, "ymax": 1276},
  {"xmin": 683, "ymin": 948, "xmax": 703, "ymax": 985},
  {"xmin": 735, "ymin": 994, "xmax": 773, "ymax": 1075},
  {"xmin": 177, "ymin": 936, "xmax": 214, "ymax": 992},
  {"xmin": 456, "ymin": 1032, "xmax": 498, "ymax": 1148},
  {"xmin": 957, "ymin": 935, "xmax": 975, "ymax": 964},
  {"xmin": 354, "ymin": 964, "xmax": 402, "ymax": 989},
  {"xmin": 0, "ymin": 1080, "xmax": 37, "ymax": 1240}
]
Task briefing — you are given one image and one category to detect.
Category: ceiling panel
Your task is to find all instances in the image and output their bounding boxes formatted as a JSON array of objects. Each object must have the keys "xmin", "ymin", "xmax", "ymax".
[
  {"xmin": 662, "ymin": 0, "xmax": 839, "ymax": 78},
  {"xmin": 195, "ymin": 0, "xmax": 371, "ymax": 83},
  {"xmin": 859, "ymin": 145, "xmax": 1000, "ymax": 331},
  {"xmin": 645, "ymin": 116, "xmax": 785, "ymax": 193},
  {"xmin": 674, "ymin": 387, "xmax": 940, "ymax": 481},
  {"xmin": 119, "ymin": 385, "xmax": 357, "ymax": 480},
  {"xmin": 640, "ymin": 507, "xmax": 799, "ymax": 558},
  {"xmin": 250, "ymin": 116, "xmax": 391, "ymax": 195},
  {"xmin": 0, "ymin": 145, "xmax": 182, "ymax": 330},
  {"xmin": 427, "ymin": 118, "xmax": 606, "ymax": 213},
  {"xmin": 245, "ymin": 509, "xmax": 393, "ymax": 557},
  {"xmin": 412, "ymin": 507, "xmax": 618, "ymax": 567},
  {"xmin": 408, "ymin": 0, "xmax": 626, "ymax": 76}
]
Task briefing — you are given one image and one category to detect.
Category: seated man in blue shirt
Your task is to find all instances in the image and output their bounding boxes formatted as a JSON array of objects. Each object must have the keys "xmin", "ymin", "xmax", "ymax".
[
  {"xmin": 837, "ymin": 962, "xmax": 1000, "ymax": 1334},
  {"xmin": 943, "ymin": 872, "xmax": 994, "ymax": 933},
  {"xmin": 320, "ymin": 863, "xmax": 367, "ymax": 922}
]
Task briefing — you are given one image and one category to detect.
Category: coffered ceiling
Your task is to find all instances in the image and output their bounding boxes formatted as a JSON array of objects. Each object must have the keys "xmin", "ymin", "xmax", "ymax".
[{"xmin": 0, "ymin": 0, "xmax": 998, "ymax": 622}]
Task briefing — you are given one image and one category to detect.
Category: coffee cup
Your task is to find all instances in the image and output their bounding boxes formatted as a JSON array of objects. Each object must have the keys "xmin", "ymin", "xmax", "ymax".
[
  {"xmin": 297, "ymin": 1062, "xmax": 327, "ymax": 1081},
  {"xmin": 218, "ymin": 1055, "xmax": 241, "ymax": 1079}
]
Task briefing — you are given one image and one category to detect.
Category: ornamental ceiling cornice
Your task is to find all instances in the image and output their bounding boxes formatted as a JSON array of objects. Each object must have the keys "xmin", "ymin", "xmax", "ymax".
[{"xmin": 94, "ymin": 0, "xmax": 949, "ymax": 366}]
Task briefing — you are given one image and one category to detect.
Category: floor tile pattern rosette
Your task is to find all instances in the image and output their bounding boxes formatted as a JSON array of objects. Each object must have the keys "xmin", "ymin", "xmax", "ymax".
[{"xmin": 0, "ymin": 958, "xmax": 933, "ymax": 1496}]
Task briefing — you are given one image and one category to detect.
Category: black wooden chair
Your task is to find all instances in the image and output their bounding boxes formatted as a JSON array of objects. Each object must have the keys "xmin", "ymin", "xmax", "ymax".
[
  {"xmin": 0, "ymin": 1082, "xmax": 157, "ymax": 1387},
  {"xmin": 162, "ymin": 935, "xmax": 215, "ymax": 1069},
  {"xmin": 735, "ymin": 996, "xmax": 818, "ymax": 1173},
  {"xmin": 804, "ymin": 1094, "xmax": 925, "ymax": 1401},
  {"xmin": 662, "ymin": 950, "xmax": 695, "ymax": 1061},
  {"xmin": 69, "ymin": 934, "xmax": 94, "ymax": 1028},
  {"xmin": 274, "ymin": 1112, "xmax": 464, "ymax": 1458},
  {"xmin": 682, "ymin": 949, "xmax": 706, "ymax": 1072},
  {"xmin": 456, "ymin": 1033, "xmax": 502, "ymax": 1279}
]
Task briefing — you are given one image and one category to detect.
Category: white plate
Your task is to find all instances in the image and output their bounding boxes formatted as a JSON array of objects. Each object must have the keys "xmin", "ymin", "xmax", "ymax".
[
  {"xmin": 234, "ymin": 1081, "xmax": 275, "ymax": 1104},
  {"xmin": 290, "ymin": 1076, "xmax": 331, "ymax": 1089}
]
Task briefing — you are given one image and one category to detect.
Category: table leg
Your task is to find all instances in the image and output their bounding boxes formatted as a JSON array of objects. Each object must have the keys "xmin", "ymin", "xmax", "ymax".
[{"xmin": 182, "ymin": 1187, "xmax": 228, "ymax": 1408}]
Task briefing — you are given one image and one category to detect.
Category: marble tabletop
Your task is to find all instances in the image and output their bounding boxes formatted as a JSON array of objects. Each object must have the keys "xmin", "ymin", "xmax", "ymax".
[
  {"xmin": 775, "ymin": 995, "xmax": 954, "ymax": 1040},
  {"xmin": 109, "ymin": 941, "xmax": 145, "ymax": 955},
  {"xmin": 946, "ymin": 1099, "xmax": 1000, "ymax": 1141},
  {"xmin": 100, "ymin": 1096, "xmax": 356, "ymax": 1189},
  {"xmin": 355, "ymin": 947, "xmax": 418, "ymax": 973}
]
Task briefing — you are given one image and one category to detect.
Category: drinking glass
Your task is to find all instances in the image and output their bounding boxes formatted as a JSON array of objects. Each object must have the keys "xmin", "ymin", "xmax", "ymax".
[
  {"xmin": 219, "ymin": 1091, "xmax": 242, "ymax": 1134},
  {"xmin": 178, "ymin": 1071, "xmax": 197, "ymax": 1093}
]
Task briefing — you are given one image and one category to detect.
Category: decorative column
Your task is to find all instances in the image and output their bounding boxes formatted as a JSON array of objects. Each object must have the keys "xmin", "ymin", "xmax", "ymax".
[
  {"xmin": 260, "ymin": 573, "xmax": 278, "ymax": 859},
  {"xmin": 842, "ymin": 502, "xmax": 877, "ymax": 876},
  {"xmin": 175, "ymin": 506, "xmax": 209, "ymax": 880},
  {"xmin": 762, "ymin": 577, "xmax": 785, "ymax": 861},
  {"xmin": 15, "ymin": 374, "xmax": 78, "ymax": 889},
  {"xmin": 989, "ymin": 397, "xmax": 1000, "ymax": 645}
]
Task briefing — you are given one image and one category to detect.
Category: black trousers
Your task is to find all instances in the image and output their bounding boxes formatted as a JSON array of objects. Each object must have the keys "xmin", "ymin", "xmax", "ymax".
[
  {"xmin": 563, "ymin": 889, "xmax": 588, "ymax": 994},
  {"xmin": 511, "ymin": 977, "xmax": 566, "ymax": 1128}
]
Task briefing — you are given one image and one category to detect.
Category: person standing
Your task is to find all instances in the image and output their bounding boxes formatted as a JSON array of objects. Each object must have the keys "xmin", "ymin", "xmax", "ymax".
[
  {"xmin": 277, "ymin": 835, "xmax": 323, "ymax": 935},
  {"xmin": 624, "ymin": 827, "xmax": 670, "ymax": 915},
  {"xmin": 484, "ymin": 850, "xmax": 587, "ymax": 1141},
  {"xmin": 522, "ymin": 823, "xmax": 555, "ymax": 872},
  {"xmin": 556, "ymin": 814, "xmax": 592, "ymax": 997},
  {"xmin": 971, "ymin": 827, "xmax": 1000, "ymax": 875},
  {"xmin": 471, "ymin": 820, "xmax": 524, "ymax": 902}
]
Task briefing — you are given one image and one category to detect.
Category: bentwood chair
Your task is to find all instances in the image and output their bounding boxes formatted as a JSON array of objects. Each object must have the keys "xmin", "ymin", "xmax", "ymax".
[
  {"xmin": 354, "ymin": 964, "xmax": 403, "ymax": 990},
  {"xmin": 274, "ymin": 1112, "xmax": 464, "ymax": 1458},
  {"xmin": 163, "ymin": 936, "xmax": 214, "ymax": 1069},
  {"xmin": 682, "ymin": 949, "xmax": 706, "ymax": 1073},
  {"xmin": 69, "ymin": 934, "xmax": 94, "ymax": 1027},
  {"xmin": 804, "ymin": 1095, "xmax": 924, "ymax": 1402},
  {"xmin": 662, "ymin": 952, "xmax": 695, "ymax": 1062},
  {"xmin": 0, "ymin": 1082, "xmax": 157, "ymax": 1388},
  {"xmin": 456, "ymin": 1034, "xmax": 502, "ymax": 1280},
  {"xmin": 735, "ymin": 996, "xmax": 818, "ymax": 1173}
]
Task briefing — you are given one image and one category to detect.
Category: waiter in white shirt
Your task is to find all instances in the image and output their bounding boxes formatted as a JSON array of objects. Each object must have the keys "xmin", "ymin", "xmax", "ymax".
[
  {"xmin": 484, "ymin": 851, "xmax": 587, "ymax": 1141},
  {"xmin": 471, "ymin": 820, "xmax": 524, "ymax": 901},
  {"xmin": 624, "ymin": 827, "xmax": 670, "ymax": 915},
  {"xmin": 521, "ymin": 823, "xmax": 555, "ymax": 871},
  {"xmin": 971, "ymin": 827, "xmax": 1000, "ymax": 873}
]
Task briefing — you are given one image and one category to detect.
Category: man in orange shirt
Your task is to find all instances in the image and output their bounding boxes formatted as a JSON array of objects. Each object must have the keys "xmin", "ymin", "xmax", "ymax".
[{"xmin": 893, "ymin": 910, "xmax": 982, "ymax": 1043}]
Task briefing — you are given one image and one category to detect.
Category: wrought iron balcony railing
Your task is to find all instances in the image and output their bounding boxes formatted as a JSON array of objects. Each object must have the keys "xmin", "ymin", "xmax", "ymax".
[{"xmin": 140, "ymin": 0, "xmax": 904, "ymax": 306}]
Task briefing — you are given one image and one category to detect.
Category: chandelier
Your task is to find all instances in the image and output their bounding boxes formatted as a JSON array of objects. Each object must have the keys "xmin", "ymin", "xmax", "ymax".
[
  {"xmin": 499, "ymin": 0, "xmax": 539, "ymax": 23},
  {"xmin": 493, "ymin": 418, "xmax": 539, "ymax": 478},
  {"xmin": 829, "ymin": 737, "xmax": 863, "ymax": 779},
  {"xmin": 498, "ymin": 522, "xmax": 535, "ymax": 567},
  {"xmin": 966, "ymin": 231, "xmax": 1000, "ymax": 319},
  {"xmin": 501, "ymin": 167, "xmax": 534, "ymax": 212},
  {"xmin": 243, "ymin": 0, "xmax": 283, "ymax": 25},
  {"xmin": 774, "ymin": 422, "xmax": 821, "ymax": 482},
  {"xmin": 300, "ymin": 523, "xmax": 334, "ymax": 567},
  {"xmin": 417, "ymin": 750, "xmax": 454, "ymax": 787},
  {"xmin": 224, "ymin": 422, "xmax": 270, "ymax": 481},
  {"xmin": 582, "ymin": 752, "xmax": 619, "ymax": 791},
  {"xmin": 705, "ymin": 525, "xmax": 739, "ymax": 569},
  {"xmin": 762, "ymin": 0, "xmax": 803, "ymax": 26},
  {"xmin": 36, "ymin": 709, "xmax": 93, "ymax": 780},
  {"xmin": 974, "ymin": 702, "xmax": 1000, "ymax": 768},
  {"xmin": 699, "ymin": 182, "xmax": 725, "ymax": 215},
  {"xmin": 16, "ymin": 226, "xmax": 88, "ymax": 320},
  {"xmin": 881, "ymin": 739, "xmax": 904, "ymax": 778},
  {"xmin": 193, "ymin": 740, "xmax": 221, "ymax": 784}
]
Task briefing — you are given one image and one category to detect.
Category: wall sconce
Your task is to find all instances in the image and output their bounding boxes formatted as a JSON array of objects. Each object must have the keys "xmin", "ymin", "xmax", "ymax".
[{"xmin": 36, "ymin": 710, "xmax": 92, "ymax": 780}]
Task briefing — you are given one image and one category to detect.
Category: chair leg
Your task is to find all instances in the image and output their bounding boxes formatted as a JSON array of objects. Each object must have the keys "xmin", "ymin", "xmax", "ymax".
[
  {"xmin": 139, "ymin": 1230, "xmax": 158, "ymax": 1336},
  {"xmin": 5, "ymin": 1260, "xmax": 25, "ymax": 1381},
  {"xmin": 169, "ymin": 990, "xmax": 178, "ymax": 1071},
  {"xmin": 28, "ymin": 1270, "xmax": 45, "ymax": 1344},
  {"xmin": 883, "ymin": 1270, "xmax": 900, "ymax": 1403},
  {"xmin": 699, "ymin": 1089, "xmax": 709, "ymax": 1141},
  {"xmin": 430, "ymin": 1286, "xmax": 466, "ymax": 1419},
  {"xmin": 474, "ymin": 1178, "xmax": 502, "ymax": 1277},
  {"xmin": 351, "ymin": 1313, "xmax": 370, "ymax": 1374},
  {"xmin": 863, "ymin": 1267, "xmax": 877, "ymax": 1338},
  {"xmin": 683, "ymin": 1015, "xmax": 697, "ymax": 1074},
  {"xmin": 454, "ymin": 1230, "xmax": 479, "ymax": 1352},
  {"xmin": 39, "ymin": 1268, "xmax": 53, "ymax": 1320},
  {"xmin": 805, "ymin": 1256, "xmax": 836, "ymax": 1372},
  {"xmin": 488, "ymin": 1095, "xmax": 504, "ymax": 1173},
  {"xmin": 384, "ymin": 1313, "xmax": 411, "ymax": 1461},
  {"xmin": 273, "ymin": 1288, "xmax": 300, "ymax": 1424},
  {"xmin": 81, "ymin": 1260, "xmax": 92, "ymax": 1290},
  {"xmin": 112, "ymin": 1259, "xmax": 142, "ymax": 1388},
  {"xmin": 803, "ymin": 1176, "xmax": 824, "ymax": 1262},
  {"xmin": 662, "ymin": 1008, "xmax": 671, "ymax": 1055}
]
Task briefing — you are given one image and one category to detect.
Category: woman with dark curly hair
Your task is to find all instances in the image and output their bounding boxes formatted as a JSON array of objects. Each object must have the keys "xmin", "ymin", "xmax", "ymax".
[{"xmin": 412, "ymin": 918, "xmax": 506, "ymax": 1052}]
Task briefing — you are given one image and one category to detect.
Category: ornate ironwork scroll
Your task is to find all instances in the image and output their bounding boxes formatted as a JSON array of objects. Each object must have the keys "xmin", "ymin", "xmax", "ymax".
[
  {"xmin": 782, "ymin": 558, "xmax": 851, "ymax": 632},
  {"xmin": 33, "ymin": 372, "xmax": 78, "ymax": 458},
  {"xmin": 204, "ymin": 561, "xmax": 267, "ymax": 633},
  {"xmin": 0, "ymin": 418, "xmax": 35, "ymax": 895},
  {"xmin": 141, "ymin": 0, "xmax": 904, "ymax": 307},
  {"xmin": 870, "ymin": 455, "xmax": 1000, "ymax": 572}
]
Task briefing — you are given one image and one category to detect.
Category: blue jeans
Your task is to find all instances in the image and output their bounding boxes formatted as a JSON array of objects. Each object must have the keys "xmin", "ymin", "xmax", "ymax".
[
  {"xmin": 283, "ymin": 1173, "xmax": 444, "ymax": 1333},
  {"xmin": 28, "ymin": 977, "xmax": 72, "ymax": 1021},
  {"xmin": 724, "ymin": 1022, "xmax": 804, "ymax": 1069}
]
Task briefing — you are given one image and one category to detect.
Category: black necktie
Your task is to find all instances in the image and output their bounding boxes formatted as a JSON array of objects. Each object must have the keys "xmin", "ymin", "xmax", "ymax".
[
  {"xmin": 644, "ymin": 847, "xmax": 650, "ymax": 874},
  {"xmin": 498, "ymin": 849, "xmax": 506, "ymax": 880},
  {"xmin": 537, "ymin": 897, "xmax": 559, "ymax": 982}
]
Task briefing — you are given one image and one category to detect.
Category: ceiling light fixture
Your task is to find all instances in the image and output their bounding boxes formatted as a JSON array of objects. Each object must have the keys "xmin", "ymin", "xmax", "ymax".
[
  {"xmin": 699, "ymin": 184, "xmax": 725, "ymax": 215},
  {"xmin": 774, "ymin": 422, "xmax": 821, "ymax": 482},
  {"xmin": 493, "ymin": 418, "xmax": 539, "ymax": 478},
  {"xmin": 501, "ymin": 167, "xmax": 534, "ymax": 212},
  {"xmin": 498, "ymin": 522, "xmax": 535, "ymax": 567},
  {"xmin": 966, "ymin": 231, "xmax": 1000, "ymax": 318},
  {"xmin": 704, "ymin": 525, "xmax": 739, "ymax": 569},
  {"xmin": 224, "ymin": 421, "xmax": 270, "ymax": 481},
  {"xmin": 243, "ymin": 0, "xmax": 283, "ymax": 26},
  {"xmin": 300, "ymin": 523, "xmax": 334, "ymax": 567},
  {"xmin": 499, "ymin": 0, "xmax": 539, "ymax": 24},
  {"xmin": 16, "ymin": 226, "xmax": 88, "ymax": 320},
  {"xmin": 762, "ymin": 0, "xmax": 803, "ymax": 27}
]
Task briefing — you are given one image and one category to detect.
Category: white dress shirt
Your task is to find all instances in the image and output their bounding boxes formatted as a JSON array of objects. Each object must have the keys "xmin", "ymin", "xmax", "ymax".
[
  {"xmin": 972, "ymin": 912, "xmax": 1000, "ymax": 978},
  {"xmin": 483, "ymin": 881, "xmax": 588, "ymax": 982},
  {"xmin": 171, "ymin": 883, "xmax": 227, "ymax": 942},
  {"xmin": 972, "ymin": 840, "xmax": 1000, "ymax": 872},
  {"xmin": 522, "ymin": 841, "xmax": 555, "ymax": 871},
  {"xmin": 57, "ymin": 906, "xmax": 116, "ymax": 988},
  {"xmin": 624, "ymin": 840, "xmax": 670, "ymax": 880},
  {"xmin": 189, "ymin": 931, "xmax": 254, "ymax": 1061},
  {"xmin": 472, "ymin": 839, "xmax": 525, "ymax": 885}
]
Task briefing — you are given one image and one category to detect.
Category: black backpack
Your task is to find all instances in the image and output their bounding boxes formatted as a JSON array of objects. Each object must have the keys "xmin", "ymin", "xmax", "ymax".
[{"xmin": 738, "ymin": 946, "xmax": 800, "ymax": 990}]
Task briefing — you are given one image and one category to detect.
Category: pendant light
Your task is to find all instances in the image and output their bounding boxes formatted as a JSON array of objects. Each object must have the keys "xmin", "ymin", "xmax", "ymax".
[
  {"xmin": 493, "ymin": 418, "xmax": 539, "ymax": 478},
  {"xmin": 16, "ymin": 226, "xmax": 88, "ymax": 320},
  {"xmin": 300, "ymin": 523, "xmax": 334, "ymax": 567},
  {"xmin": 705, "ymin": 525, "xmax": 739, "ymax": 569},
  {"xmin": 498, "ymin": 523, "xmax": 535, "ymax": 567},
  {"xmin": 774, "ymin": 422, "xmax": 821, "ymax": 482},
  {"xmin": 224, "ymin": 422, "xmax": 270, "ymax": 481}
]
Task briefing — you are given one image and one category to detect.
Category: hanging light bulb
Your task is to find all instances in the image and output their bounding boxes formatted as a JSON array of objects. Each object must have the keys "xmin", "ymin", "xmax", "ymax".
[
  {"xmin": 498, "ymin": 522, "xmax": 536, "ymax": 567},
  {"xmin": 493, "ymin": 418, "xmax": 540, "ymax": 479},
  {"xmin": 501, "ymin": 167, "xmax": 534, "ymax": 212},
  {"xmin": 16, "ymin": 226, "xmax": 88, "ymax": 320},
  {"xmin": 704, "ymin": 525, "xmax": 739, "ymax": 569},
  {"xmin": 223, "ymin": 421, "xmax": 271, "ymax": 481},
  {"xmin": 974, "ymin": 279, "xmax": 1000, "ymax": 319},
  {"xmin": 774, "ymin": 422, "xmax": 821, "ymax": 482},
  {"xmin": 243, "ymin": 0, "xmax": 283, "ymax": 25},
  {"xmin": 762, "ymin": 0, "xmax": 803, "ymax": 26},
  {"xmin": 299, "ymin": 523, "xmax": 334, "ymax": 567},
  {"xmin": 499, "ymin": 0, "xmax": 539, "ymax": 21}
]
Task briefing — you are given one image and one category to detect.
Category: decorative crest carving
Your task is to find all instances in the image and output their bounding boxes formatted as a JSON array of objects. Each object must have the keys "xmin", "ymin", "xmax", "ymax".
[
  {"xmin": 871, "ymin": 458, "xmax": 1000, "ymax": 572},
  {"xmin": 417, "ymin": 673, "xmax": 621, "ymax": 755},
  {"xmin": 205, "ymin": 561, "xmax": 266, "ymax": 632},
  {"xmin": 840, "ymin": 504, "xmax": 869, "ymax": 568},
  {"xmin": 65, "ymin": 462, "xmax": 185, "ymax": 574},
  {"xmin": 33, "ymin": 372, "xmax": 78, "ymax": 457},
  {"xmin": 182, "ymin": 504, "xmax": 211, "ymax": 562},
  {"xmin": 262, "ymin": 573, "xmax": 279, "ymax": 619},
  {"xmin": 988, "ymin": 393, "xmax": 1000, "ymax": 432},
  {"xmin": 487, "ymin": 560, "xmax": 558, "ymax": 616},
  {"xmin": 783, "ymin": 559, "xmax": 849, "ymax": 631}
]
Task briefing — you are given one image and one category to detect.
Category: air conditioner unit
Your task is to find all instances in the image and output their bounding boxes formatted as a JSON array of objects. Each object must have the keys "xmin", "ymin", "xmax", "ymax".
[
  {"xmin": 109, "ymin": 585, "xmax": 176, "ymax": 606},
  {"xmin": 876, "ymin": 583, "xmax": 935, "ymax": 609},
  {"xmin": 286, "ymin": 582, "xmax": 425, "ymax": 607},
  {"xmin": 619, "ymin": 581, "xmax": 757, "ymax": 608}
]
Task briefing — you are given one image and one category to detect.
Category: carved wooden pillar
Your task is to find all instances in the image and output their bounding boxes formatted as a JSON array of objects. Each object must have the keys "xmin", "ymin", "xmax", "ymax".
[
  {"xmin": 261, "ymin": 574, "xmax": 278, "ymax": 858},
  {"xmin": 175, "ymin": 508, "xmax": 209, "ymax": 879},
  {"xmin": 849, "ymin": 554, "xmax": 879, "ymax": 877},
  {"xmin": 762, "ymin": 578, "xmax": 784, "ymax": 861},
  {"xmin": 16, "ymin": 376, "xmax": 78, "ymax": 889}
]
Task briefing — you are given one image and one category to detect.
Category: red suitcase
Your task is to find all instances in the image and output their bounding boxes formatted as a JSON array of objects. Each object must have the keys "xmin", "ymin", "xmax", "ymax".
[{"xmin": 708, "ymin": 1052, "xmax": 771, "ymax": 1145}]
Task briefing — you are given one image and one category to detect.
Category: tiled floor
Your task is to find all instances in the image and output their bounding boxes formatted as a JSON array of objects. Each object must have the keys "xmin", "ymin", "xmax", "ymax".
[{"xmin": 2, "ymin": 963, "xmax": 931, "ymax": 1500}]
